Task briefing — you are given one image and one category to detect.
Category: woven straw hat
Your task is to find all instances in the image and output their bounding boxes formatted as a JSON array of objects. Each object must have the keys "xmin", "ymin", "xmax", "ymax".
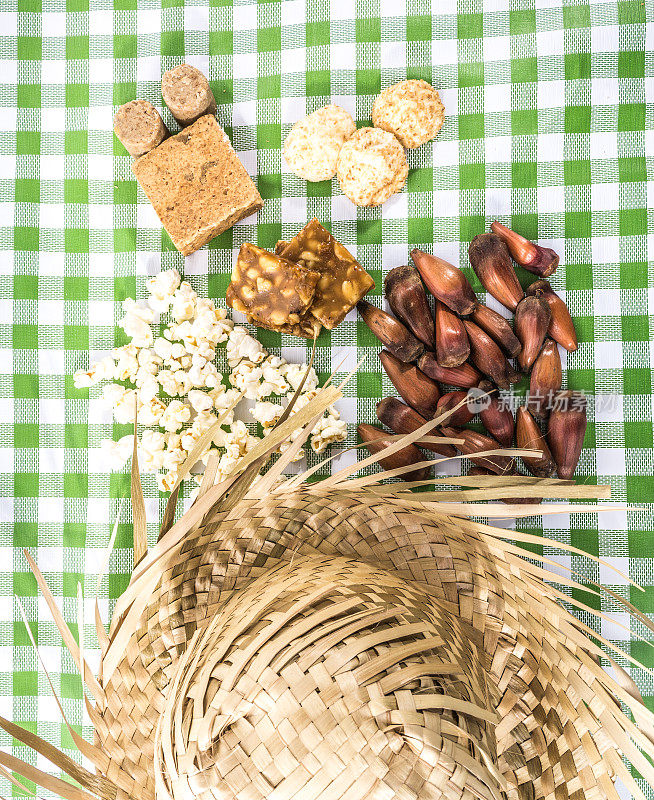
[{"xmin": 3, "ymin": 384, "xmax": 654, "ymax": 800}]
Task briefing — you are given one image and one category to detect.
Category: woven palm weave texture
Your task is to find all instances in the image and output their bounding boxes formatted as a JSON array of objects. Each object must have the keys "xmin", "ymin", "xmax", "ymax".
[
  {"xmin": 0, "ymin": 0, "xmax": 652, "ymax": 796},
  {"xmin": 26, "ymin": 461, "xmax": 654, "ymax": 800}
]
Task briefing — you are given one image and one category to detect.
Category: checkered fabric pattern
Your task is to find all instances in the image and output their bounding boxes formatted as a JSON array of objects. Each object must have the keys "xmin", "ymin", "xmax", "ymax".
[{"xmin": 0, "ymin": 0, "xmax": 651, "ymax": 796}]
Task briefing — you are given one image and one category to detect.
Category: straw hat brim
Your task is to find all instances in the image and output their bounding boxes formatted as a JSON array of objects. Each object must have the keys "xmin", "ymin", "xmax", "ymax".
[{"xmin": 3, "ymin": 384, "xmax": 653, "ymax": 800}]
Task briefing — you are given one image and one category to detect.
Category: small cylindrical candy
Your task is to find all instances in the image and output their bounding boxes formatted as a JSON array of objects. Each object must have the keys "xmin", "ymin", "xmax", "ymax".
[
  {"xmin": 161, "ymin": 64, "xmax": 217, "ymax": 127},
  {"xmin": 113, "ymin": 100, "xmax": 168, "ymax": 157}
]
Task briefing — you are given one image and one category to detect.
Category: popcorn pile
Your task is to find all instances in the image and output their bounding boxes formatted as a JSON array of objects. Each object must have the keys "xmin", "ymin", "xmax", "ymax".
[{"xmin": 74, "ymin": 269, "xmax": 347, "ymax": 493}]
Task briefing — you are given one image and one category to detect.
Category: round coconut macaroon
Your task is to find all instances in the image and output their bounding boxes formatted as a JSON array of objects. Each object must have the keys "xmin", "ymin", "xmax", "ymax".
[
  {"xmin": 283, "ymin": 105, "xmax": 356, "ymax": 182},
  {"xmin": 372, "ymin": 79, "xmax": 445, "ymax": 149},
  {"xmin": 336, "ymin": 127, "xmax": 408, "ymax": 207}
]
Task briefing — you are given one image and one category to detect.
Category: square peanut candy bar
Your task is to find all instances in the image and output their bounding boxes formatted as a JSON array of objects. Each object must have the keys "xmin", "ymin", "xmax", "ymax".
[
  {"xmin": 276, "ymin": 219, "xmax": 375, "ymax": 329},
  {"xmin": 132, "ymin": 115, "xmax": 263, "ymax": 256},
  {"xmin": 227, "ymin": 243, "xmax": 321, "ymax": 331}
]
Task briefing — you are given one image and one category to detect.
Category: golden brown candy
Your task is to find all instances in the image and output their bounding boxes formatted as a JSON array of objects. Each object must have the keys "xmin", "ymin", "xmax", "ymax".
[
  {"xmin": 244, "ymin": 313, "xmax": 321, "ymax": 340},
  {"xmin": 276, "ymin": 219, "xmax": 375, "ymax": 329},
  {"xmin": 227, "ymin": 243, "xmax": 320, "ymax": 330}
]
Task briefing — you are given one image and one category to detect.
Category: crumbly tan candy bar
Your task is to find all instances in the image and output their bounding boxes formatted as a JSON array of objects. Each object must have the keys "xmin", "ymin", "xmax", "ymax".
[
  {"xmin": 114, "ymin": 100, "xmax": 169, "ymax": 157},
  {"xmin": 132, "ymin": 115, "xmax": 263, "ymax": 256},
  {"xmin": 276, "ymin": 219, "xmax": 375, "ymax": 329},
  {"xmin": 227, "ymin": 243, "xmax": 320, "ymax": 329},
  {"xmin": 161, "ymin": 64, "xmax": 217, "ymax": 127}
]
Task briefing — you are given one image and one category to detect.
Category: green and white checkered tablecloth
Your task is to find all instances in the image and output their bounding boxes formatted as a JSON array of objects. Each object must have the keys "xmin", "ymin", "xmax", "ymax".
[{"xmin": 1, "ymin": 0, "xmax": 652, "ymax": 795}]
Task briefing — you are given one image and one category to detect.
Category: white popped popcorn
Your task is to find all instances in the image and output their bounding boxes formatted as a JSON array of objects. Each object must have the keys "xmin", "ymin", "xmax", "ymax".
[
  {"xmin": 147, "ymin": 268, "xmax": 181, "ymax": 313},
  {"xmin": 191, "ymin": 360, "xmax": 220, "ymax": 389},
  {"xmin": 160, "ymin": 400, "xmax": 191, "ymax": 432},
  {"xmin": 112, "ymin": 388, "xmax": 140, "ymax": 425},
  {"xmin": 135, "ymin": 370, "xmax": 159, "ymax": 402},
  {"xmin": 230, "ymin": 361, "xmax": 263, "ymax": 399},
  {"xmin": 224, "ymin": 420, "xmax": 258, "ymax": 461},
  {"xmin": 216, "ymin": 453, "xmax": 239, "ymax": 481},
  {"xmin": 310, "ymin": 413, "xmax": 347, "ymax": 453},
  {"xmin": 139, "ymin": 429, "xmax": 166, "ymax": 471},
  {"xmin": 277, "ymin": 428, "xmax": 307, "ymax": 462},
  {"xmin": 113, "ymin": 346, "xmax": 140, "ymax": 382},
  {"xmin": 157, "ymin": 369, "xmax": 183, "ymax": 397},
  {"xmin": 157, "ymin": 470, "xmax": 179, "ymax": 493},
  {"xmin": 227, "ymin": 326, "xmax": 266, "ymax": 366},
  {"xmin": 259, "ymin": 357, "xmax": 290, "ymax": 398},
  {"xmin": 102, "ymin": 382, "xmax": 126, "ymax": 406},
  {"xmin": 153, "ymin": 336, "xmax": 174, "ymax": 361},
  {"xmin": 139, "ymin": 397, "xmax": 166, "ymax": 427},
  {"xmin": 171, "ymin": 369, "xmax": 193, "ymax": 396},
  {"xmin": 289, "ymin": 388, "xmax": 318, "ymax": 414},
  {"xmin": 73, "ymin": 369, "xmax": 97, "ymax": 389},
  {"xmin": 171, "ymin": 342, "xmax": 187, "ymax": 359},
  {"xmin": 251, "ymin": 401, "xmax": 284, "ymax": 428},
  {"xmin": 75, "ymin": 269, "xmax": 346, "ymax": 490},
  {"xmin": 100, "ymin": 435, "xmax": 133, "ymax": 470},
  {"xmin": 283, "ymin": 363, "xmax": 318, "ymax": 393},
  {"xmin": 162, "ymin": 442, "xmax": 187, "ymax": 471},
  {"xmin": 165, "ymin": 432, "xmax": 182, "ymax": 451},
  {"xmin": 119, "ymin": 299, "xmax": 155, "ymax": 348},
  {"xmin": 211, "ymin": 386, "xmax": 240, "ymax": 426},
  {"xmin": 171, "ymin": 281, "xmax": 198, "ymax": 323},
  {"xmin": 73, "ymin": 355, "xmax": 116, "ymax": 388},
  {"xmin": 186, "ymin": 411, "xmax": 226, "ymax": 450},
  {"xmin": 187, "ymin": 357, "xmax": 217, "ymax": 388},
  {"xmin": 137, "ymin": 347, "xmax": 163, "ymax": 374},
  {"xmin": 188, "ymin": 389, "xmax": 214, "ymax": 413},
  {"xmin": 180, "ymin": 427, "xmax": 202, "ymax": 453}
]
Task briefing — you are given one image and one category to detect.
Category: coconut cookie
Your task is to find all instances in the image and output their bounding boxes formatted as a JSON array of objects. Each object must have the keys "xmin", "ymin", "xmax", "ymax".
[
  {"xmin": 336, "ymin": 127, "xmax": 408, "ymax": 207},
  {"xmin": 372, "ymin": 79, "xmax": 444, "ymax": 149},
  {"xmin": 283, "ymin": 105, "xmax": 356, "ymax": 182}
]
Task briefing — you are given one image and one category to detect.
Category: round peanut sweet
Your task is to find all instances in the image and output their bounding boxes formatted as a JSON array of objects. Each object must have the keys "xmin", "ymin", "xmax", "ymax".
[
  {"xmin": 113, "ymin": 100, "xmax": 168, "ymax": 158},
  {"xmin": 162, "ymin": 64, "xmax": 217, "ymax": 127},
  {"xmin": 284, "ymin": 105, "xmax": 356, "ymax": 182},
  {"xmin": 336, "ymin": 127, "xmax": 408, "ymax": 207},
  {"xmin": 372, "ymin": 79, "xmax": 445, "ymax": 149}
]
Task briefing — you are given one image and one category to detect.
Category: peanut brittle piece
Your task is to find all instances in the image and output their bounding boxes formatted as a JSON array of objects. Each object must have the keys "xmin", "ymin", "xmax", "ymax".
[
  {"xmin": 245, "ymin": 312, "xmax": 322, "ymax": 340},
  {"xmin": 276, "ymin": 218, "xmax": 375, "ymax": 329},
  {"xmin": 226, "ymin": 284, "xmax": 321, "ymax": 339},
  {"xmin": 227, "ymin": 243, "xmax": 320, "ymax": 329}
]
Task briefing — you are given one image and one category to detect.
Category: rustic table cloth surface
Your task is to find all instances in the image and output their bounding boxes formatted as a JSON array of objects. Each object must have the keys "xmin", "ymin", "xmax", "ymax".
[{"xmin": 0, "ymin": 0, "xmax": 651, "ymax": 795}]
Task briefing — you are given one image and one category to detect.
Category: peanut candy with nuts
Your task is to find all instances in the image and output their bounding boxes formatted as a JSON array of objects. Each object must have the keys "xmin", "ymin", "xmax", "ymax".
[
  {"xmin": 227, "ymin": 243, "xmax": 320, "ymax": 330},
  {"xmin": 227, "ymin": 285, "xmax": 321, "ymax": 339},
  {"xmin": 244, "ymin": 312, "xmax": 322, "ymax": 340},
  {"xmin": 276, "ymin": 219, "xmax": 375, "ymax": 329}
]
